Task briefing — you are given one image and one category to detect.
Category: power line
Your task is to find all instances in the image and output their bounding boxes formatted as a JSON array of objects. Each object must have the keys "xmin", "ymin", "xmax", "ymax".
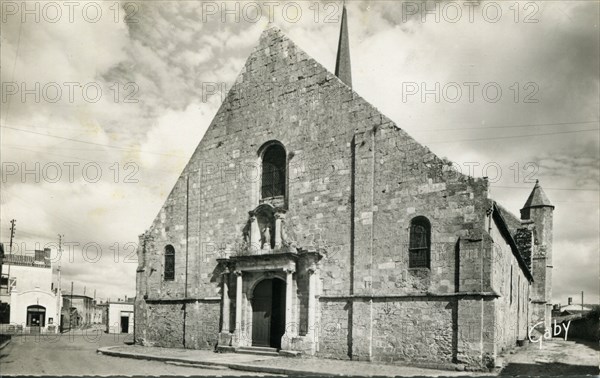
[
  {"xmin": 424, "ymin": 128, "xmax": 599, "ymax": 144},
  {"xmin": 3, "ymin": 145, "xmax": 128, "ymax": 165},
  {"xmin": 1, "ymin": 125, "xmax": 187, "ymax": 158},
  {"xmin": 491, "ymin": 185, "xmax": 599, "ymax": 192},
  {"xmin": 413, "ymin": 120, "xmax": 600, "ymax": 132},
  {"xmin": 2, "ymin": 145, "xmax": 180, "ymax": 175}
]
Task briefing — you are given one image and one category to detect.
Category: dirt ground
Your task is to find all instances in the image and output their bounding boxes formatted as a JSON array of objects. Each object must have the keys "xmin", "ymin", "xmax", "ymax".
[{"xmin": 499, "ymin": 338, "xmax": 599, "ymax": 376}]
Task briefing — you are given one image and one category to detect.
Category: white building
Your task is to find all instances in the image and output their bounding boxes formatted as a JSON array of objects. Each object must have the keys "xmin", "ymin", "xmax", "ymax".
[
  {"xmin": 106, "ymin": 301, "xmax": 134, "ymax": 334},
  {"xmin": 1, "ymin": 249, "xmax": 62, "ymax": 333}
]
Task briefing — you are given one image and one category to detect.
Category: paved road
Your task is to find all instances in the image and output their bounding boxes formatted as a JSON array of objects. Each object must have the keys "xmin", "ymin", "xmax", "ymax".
[{"xmin": 0, "ymin": 331, "xmax": 270, "ymax": 376}]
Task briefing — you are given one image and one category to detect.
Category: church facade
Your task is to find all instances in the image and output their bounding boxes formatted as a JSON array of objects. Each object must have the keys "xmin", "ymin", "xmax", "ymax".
[{"xmin": 134, "ymin": 10, "xmax": 554, "ymax": 370}]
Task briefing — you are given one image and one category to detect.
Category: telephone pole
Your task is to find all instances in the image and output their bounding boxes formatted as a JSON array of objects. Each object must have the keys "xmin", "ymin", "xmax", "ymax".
[
  {"xmin": 57, "ymin": 234, "xmax": 63, "ymax": 330},
  {"xmin": 9, "ymin": 219, "xmax": 16, "ymax": 254},
  {"xmin": 71, "ymin": 281, "xmax": 74, "ymax": 329},
  {"xmin": 7, "ymin": 219, "xmax": 16, "ymax": 291}
]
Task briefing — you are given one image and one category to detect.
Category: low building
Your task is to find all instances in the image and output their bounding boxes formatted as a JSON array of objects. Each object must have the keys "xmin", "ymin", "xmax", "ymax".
[
  {"xmin": 61, "ymin": 293, "xmax": 94, "ymax": 327},
  {"xmin": 97, "ymin": 301, "xmax": 108, "ymax": 325},
  {"xmin": 559, "ymin": 304, "xmax": 595, "ymax": 315},
  {"xmin": 105, "ymin": 301, "xmax": 134, "ymax": 334},
  {"xmin": 0, "ymin": 242, "xmax": 8, "ymax": 323},
  {"xmin": 92, "ymin": 301, "xmax": 104, "ymax": 324},
  {"xmin": 2, "ymin": 248, "xmax": 61, "ymax": 333}
]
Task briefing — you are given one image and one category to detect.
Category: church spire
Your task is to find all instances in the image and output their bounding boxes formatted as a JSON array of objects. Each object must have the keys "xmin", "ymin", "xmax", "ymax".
[
  {"xmin": 520, "ymin": 180, "xmax": 554, "ymax": 219},
  {"xmin": 335, "ymin": 2, "xmax": 352, "ymax": 87},
  {"xmin": 522, "ymin": 180, "xmax": 554, "ymax": 209}
]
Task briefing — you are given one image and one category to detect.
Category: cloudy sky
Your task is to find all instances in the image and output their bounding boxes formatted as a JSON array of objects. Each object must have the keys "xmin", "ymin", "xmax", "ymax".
[{"xmin": 1, "ymin": 0, "xmax": 598, "ymax": 304}]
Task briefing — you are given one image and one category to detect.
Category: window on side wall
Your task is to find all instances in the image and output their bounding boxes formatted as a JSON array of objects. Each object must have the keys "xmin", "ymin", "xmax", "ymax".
[
  {"xmin": 409, "ymin": 216, "xmax": 431, "ymax": 269},
  {"xmin": 164, "ymin": 244, "xmax": 175, "ymax": 281}
]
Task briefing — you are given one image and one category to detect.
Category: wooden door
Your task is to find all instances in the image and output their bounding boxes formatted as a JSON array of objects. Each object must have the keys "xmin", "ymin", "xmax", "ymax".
[
  {"xmin": 252, "ymin": 280, "xmax": 272, "ymax": 347},
  {"xmin": 270, "ymin": 279, "xmax": 286, "ymax": 349}
]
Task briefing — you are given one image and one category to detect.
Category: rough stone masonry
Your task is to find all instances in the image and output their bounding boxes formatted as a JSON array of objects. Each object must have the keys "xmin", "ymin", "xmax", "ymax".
[{"xmin": 134, "ymin": 8, "xmax": 554, "ymax": 371}]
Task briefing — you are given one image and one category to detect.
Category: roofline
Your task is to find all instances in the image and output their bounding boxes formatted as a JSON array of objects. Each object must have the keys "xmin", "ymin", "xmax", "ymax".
[
  {"xmin": 492, "ymin": 202, "xmax": 534, "ymax": 282},
  {"xmin": 61, "ymin": 294, "xmax": 94, "ymax": 299},
  {"xmin": 521, "ymin": 204, "xmax": 555, "ymax": 210},
  {"xmin": 105, "ymin": 301, "xmax": 135, "ymax": 305}
]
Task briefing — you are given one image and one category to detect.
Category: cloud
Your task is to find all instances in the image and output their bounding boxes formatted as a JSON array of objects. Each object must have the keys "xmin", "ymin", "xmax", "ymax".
[{"xmin": 1, "ymin": 1, "xmax": 598, "ymax": 303}]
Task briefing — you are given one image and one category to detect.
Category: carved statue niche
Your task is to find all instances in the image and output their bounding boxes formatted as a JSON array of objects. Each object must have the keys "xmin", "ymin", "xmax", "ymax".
[
  {"xmin": 242, "ymin": 218, "xmax": 251, "ymax": 244},
  {"xmin": 254, "ymin": 204, "xmax": 276, "ymax": 250}
]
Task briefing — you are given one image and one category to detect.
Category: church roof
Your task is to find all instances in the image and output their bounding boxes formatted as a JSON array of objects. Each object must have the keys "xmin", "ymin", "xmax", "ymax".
[
  {"xmin": 522, "ymin": 180, "xmax": 554, "ymax": 209},
  {"xmin": 495, "ymin": 203, "xmax": 522, "ymax": 235},
  {"xmin": 492, "ymin": 202, "xmax": 534, "ymax": 282}
]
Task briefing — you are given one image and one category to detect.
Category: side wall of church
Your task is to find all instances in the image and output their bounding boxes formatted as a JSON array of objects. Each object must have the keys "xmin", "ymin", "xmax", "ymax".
[{"xmin": 489, "ymin": 220, "xmax": 530, "ymax": 353}]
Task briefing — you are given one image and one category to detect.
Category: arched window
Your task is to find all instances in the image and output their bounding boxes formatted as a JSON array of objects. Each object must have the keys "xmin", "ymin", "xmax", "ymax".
[
  {"xmin": 164, "ymin": 245, "xmax": 175, "ymax": 281},
  {"xmin": 409, "ymin": 217, "xmax": 431, "ymax": 268},
  {"xmin": 261, "ymin": 144, "xmax": 286, "ymax": 199}
]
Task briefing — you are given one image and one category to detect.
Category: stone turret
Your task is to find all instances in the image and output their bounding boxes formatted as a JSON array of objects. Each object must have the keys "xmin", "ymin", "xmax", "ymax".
[{"xmin": 520, "ymin": 180, "xmax": 554, "ymax": 328}]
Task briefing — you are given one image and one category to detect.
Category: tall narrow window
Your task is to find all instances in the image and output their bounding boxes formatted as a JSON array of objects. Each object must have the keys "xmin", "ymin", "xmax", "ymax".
[
  {"xmin": 517, "ymin": 276, "xmax": 520, "ymax": 310},
  {"xmin": 510, "ymin": 265, "xmax": 513, "ymax": 304},
  {"xmin": 164, "ymin": 245, "xmax": 175, "ymax": 281},
  {"xmin": 261, "ymin": 144, "xmax": 286, "ymax": 199},
  {"xmin": 409, "ymin": 217, "xmax": 431, "ymax": 268}
]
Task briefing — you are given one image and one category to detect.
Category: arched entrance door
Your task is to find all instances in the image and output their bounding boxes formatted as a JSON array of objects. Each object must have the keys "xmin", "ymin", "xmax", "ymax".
[
  {"xmin": 252, "ymin": 278, "xmax": 286, "ymax": 349},
  {"xmin": 27, "ymin": 305, "xmax": 46, "ymax": 333}
]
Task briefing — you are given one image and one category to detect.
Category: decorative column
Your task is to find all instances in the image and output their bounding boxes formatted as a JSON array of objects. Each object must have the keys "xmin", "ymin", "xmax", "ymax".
[
  {"xmin": 307, "ymin": 266, "xmax": 316, "ymax": 341},
  {"xmin": 221, "ymin": 270, "xmax": 230, "ymax": 333},
  {"xmin": 234, "ymin": 271, "xmax": 243, "ymax": 342},
  {"xmin": 282, "ymin": 267, "xmax": 296, "ymax": 350},
  {"xmin": 249, "ymin": 213, "xmax": 260, "ymax": 254}
]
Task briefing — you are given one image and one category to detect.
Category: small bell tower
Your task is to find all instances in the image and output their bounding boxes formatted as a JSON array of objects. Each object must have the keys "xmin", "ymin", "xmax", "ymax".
[{"xmin": 521, "ymin": 180, "xmax": 555, "ymax": 329}]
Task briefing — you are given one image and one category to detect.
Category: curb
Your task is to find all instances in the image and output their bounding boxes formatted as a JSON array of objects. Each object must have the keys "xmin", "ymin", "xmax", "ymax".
[
  {"xmin": 97, "ymin": 347, "xmax": 356, "ymax": 376},
  {"xmin": 0, "ymin": 339, "xmax": 11, "ymax": 350}
]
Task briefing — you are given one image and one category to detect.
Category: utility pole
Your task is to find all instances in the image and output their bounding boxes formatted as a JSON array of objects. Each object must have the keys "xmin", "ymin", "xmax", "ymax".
[
  {"xmin": 57, "ymin": 234, "xmax": 63, "ymax": 331},
  {"xmin": 71, "ymin": 281, "xmax": 74, "ymax": 328},
  {"xmin": 7, "ymin": 219, "xmax": 16, "ymax": 292},
  {"xmin": 582, "ymin": 291, "xmax": 584, "ymax": 312},
  {"xmin": 57, "ymin": 235, "xmax": 63, "ymax": 294},
  {"xmin": 9, "ymin": 219, "xmax": 16, "ymax": 254}
]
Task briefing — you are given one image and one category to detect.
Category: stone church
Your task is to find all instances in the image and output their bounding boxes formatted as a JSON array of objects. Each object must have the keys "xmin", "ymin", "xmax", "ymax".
[{"xmin": 134, "ymin": 7, "xmax": 554, "ymax": 370}]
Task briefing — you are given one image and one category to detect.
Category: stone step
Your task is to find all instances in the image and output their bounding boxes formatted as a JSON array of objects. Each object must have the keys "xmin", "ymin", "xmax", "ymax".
[{"xmin": 236, "ymin": 346, "xmax": 279, "ymax": 356}]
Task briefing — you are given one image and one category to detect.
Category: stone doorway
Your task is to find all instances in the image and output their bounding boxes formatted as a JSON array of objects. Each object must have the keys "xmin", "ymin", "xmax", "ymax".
[{"xmin": 251, "ymin": 278, "xmax": 286, "ymax": 349}]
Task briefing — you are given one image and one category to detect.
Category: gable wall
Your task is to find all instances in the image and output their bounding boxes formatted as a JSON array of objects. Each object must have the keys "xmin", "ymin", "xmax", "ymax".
[{"xmin": 135, "ymin": 28, "xmax": 498, "ymax": 360}]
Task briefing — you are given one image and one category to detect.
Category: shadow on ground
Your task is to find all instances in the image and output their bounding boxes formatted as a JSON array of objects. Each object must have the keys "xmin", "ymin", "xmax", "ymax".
[
  {"xmin": 572, "ymin": 338, "xmax": 600, "ymax": 351},
  {"xmin": 500, "ymin": 362, "xmax": 599, "ymax": 376}
]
